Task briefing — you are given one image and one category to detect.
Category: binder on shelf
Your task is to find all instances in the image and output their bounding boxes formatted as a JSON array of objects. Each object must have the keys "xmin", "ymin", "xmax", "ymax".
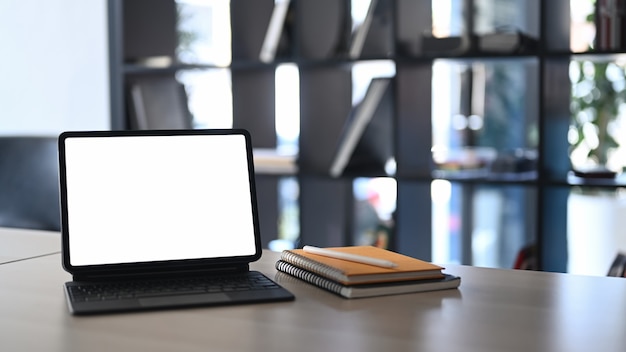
[
  {"xmin": 127, "ymin": 76, "xmax": 194, "ymax": 130},
  {"xmin": 259, "ymin": 0, "xmax": 292, "ymax": 63},
  {"xmin": 349, "ymin": 0, "xmax": 393, "ymax": 59},
  {"xmin": 329, "ymin": 77, "xmax": 394, "ymax": 178}
]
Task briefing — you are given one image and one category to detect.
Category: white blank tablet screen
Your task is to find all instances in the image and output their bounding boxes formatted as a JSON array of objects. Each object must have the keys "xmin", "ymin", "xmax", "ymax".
[{"xmin": 63, "ymin": 134, "xmax": 257, "ymax": 266}]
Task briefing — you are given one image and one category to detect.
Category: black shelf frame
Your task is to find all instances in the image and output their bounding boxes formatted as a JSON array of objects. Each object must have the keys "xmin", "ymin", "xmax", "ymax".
[{"xmin": 107, "ymin": 0, "xmax": 626, "ymax": 272}]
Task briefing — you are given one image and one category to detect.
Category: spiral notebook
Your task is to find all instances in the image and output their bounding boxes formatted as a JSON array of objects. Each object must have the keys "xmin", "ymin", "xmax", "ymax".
[
  {"xmin": 275, "ymin": 261, "xmax": 460, "ymax": 299},
  {"xmin": 279, "ymin": 246, "xmax": 445, "ymax": 285}
]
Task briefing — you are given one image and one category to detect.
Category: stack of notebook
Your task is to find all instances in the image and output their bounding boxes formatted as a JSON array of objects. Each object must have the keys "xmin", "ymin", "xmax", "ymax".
[{"xmin": 275, "ymin": 246, "xmax": 460, "ymax": 299}]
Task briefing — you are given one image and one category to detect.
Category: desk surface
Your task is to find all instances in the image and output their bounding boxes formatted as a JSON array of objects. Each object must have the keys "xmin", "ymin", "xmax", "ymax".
[
  {"xmin": 1, "ymin": 228, "xmax": 626, "ymax": 352},
  {"xmin": 0, "ymin": 226, "xmax": 60, "ymax": 264}
]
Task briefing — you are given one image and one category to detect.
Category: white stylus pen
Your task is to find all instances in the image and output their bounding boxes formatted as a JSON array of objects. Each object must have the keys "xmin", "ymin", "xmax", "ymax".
[{"xmin": 302, "ymin": 245, "xmax": 398, "ymax": 268}]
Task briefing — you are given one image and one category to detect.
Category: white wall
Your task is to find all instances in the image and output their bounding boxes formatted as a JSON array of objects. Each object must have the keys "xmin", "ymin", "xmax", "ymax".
[{"xmin": 0, "ymin": 0, "xmax": 110, "ymax": 136}]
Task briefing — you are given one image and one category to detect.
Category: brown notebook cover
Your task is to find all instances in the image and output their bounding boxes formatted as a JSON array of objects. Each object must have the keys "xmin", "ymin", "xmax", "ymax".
[{"xmin": 280, "ymin": 246, "xmax": 444, "ymax": 285}]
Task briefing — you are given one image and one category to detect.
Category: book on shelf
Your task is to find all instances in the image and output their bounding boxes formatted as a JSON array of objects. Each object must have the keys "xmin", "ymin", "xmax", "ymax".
[
  {"xmin": 127, "ymin": 76, "xmax": 194, "ymax": 130},
  {"xmin": 276, "ymin": 261, "xmax": 460, "ymax": 299},
  {"xmin": 329, "ymin": 77, "xmax": 394, "ymax": 178},
  {"xmin": 421, "ymin": 35, "xmax": 474, "ymax": 56},
  {"xmin": 595, "ymin": 0, "xmax": 626, "ymax": 51},
  {"xmin": 259, "ymin": 0, "xmax": 291, "ymax": 63},
  {"xmin": 349, "ymin": 0, "xmax": 378, "ymax": 59},
  {"xmin": 278, "ymin": 246, "xmax": 444, "ymax": 285},
  {"xmin": 607, "ymin": 252, "xmax": 626, "ymax": 277},
  {"xmin": 349, "ymin": 0, "xmax": 393, "ymax": 59},
  {"xmin": 252, "ymin": 148, "xmax": 298, "ymax": 175},
  {"xmin": 478, "ymin": 31, "xmax": 538, "ymax": 54}
]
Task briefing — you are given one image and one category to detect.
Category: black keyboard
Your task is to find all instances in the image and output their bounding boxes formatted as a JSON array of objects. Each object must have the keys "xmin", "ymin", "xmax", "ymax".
[{"xmin": 67, "ymin": 271, "xmax": 281, "ymax": 303}]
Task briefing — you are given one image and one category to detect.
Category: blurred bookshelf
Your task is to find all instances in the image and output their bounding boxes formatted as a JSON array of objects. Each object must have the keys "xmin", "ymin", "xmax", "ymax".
[{"xmin": 108, "ymin": 0, "xmax": 626, "ymax": 274}]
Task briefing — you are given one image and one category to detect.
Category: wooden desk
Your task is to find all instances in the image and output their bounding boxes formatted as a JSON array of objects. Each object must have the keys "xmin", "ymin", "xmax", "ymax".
[
  {"xmin": 1, "ymin": 228, "xmax": 626, "ymax": 352},
  {"xmin": 0, "ymin": 227, "xmax": 59, "ymax": 264}
]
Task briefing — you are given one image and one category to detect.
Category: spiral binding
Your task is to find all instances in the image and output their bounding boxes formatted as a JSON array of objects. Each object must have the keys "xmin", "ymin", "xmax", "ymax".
[
  {"xmin": 275, "ymin": 260, "xmax": 344, "ymax": 296},
  {"xmin": 280, "ymin": 250, "xmax": 346, "ymax": 282}
]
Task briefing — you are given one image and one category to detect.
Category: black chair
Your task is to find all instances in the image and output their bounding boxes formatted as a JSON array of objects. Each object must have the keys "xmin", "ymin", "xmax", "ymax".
[{"xmin": 0, "ymin": 136, "xmax": 60, "ymax": 231}]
